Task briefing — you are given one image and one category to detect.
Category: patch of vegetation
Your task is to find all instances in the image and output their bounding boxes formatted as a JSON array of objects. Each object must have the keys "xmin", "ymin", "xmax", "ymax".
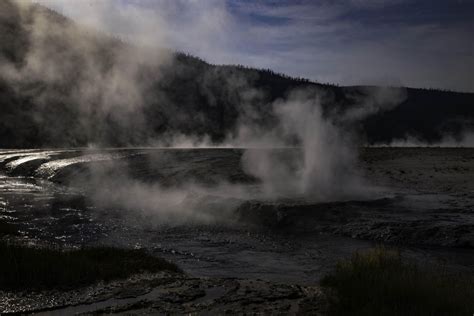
[
  {"xmin": 321, "ymin": 247, "xmax": 474, "ymax": 316},
  {"xmin": 0, "ymin": 221, "xmax": 19, "ymax": 236},
  {"xmin": 0, "ymin": 242, "xmax": 181, "ymax": 291}
]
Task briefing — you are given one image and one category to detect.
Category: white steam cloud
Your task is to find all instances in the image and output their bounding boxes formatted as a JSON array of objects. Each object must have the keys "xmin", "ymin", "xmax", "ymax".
[
  {"xmin": 1, "ymin": 1, "xmax": 171, "ymax": 145},
  {"xmin": 76, "ymin": 88, "xmax": 378, "ymax": 226},
  {"xmin": 241, "ymin": 89, "xmax": 371, "ymax": 201},
  {"xmin": 341, "ymin": 86, "xmax": 407, "ymax": 122},
  {"xmin": 0, "ymin": 1, "xmax": 396, "ymax": 225}
]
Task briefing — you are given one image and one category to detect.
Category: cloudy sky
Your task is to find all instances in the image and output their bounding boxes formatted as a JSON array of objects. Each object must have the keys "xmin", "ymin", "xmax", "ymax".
[{"xmin": 34, "ymin": 0, "xmax": 474, "ymax": 92}]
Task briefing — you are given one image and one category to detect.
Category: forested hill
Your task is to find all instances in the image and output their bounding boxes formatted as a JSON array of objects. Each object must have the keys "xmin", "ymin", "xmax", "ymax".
[{"xmin": 0, "ymin": 0, "xmax": 473, "ymax": 148}]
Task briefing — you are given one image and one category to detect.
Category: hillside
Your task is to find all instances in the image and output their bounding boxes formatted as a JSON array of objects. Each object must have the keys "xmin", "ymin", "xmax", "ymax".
[{"xmin": 0, "ymin": 0, "xmax": 473, "ymax": 148}]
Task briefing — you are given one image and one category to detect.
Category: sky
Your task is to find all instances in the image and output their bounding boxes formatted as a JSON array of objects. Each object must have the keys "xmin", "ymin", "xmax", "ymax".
[{"xmin": 34, "ymin": 0, "xmax": 474, "ymax": 92}]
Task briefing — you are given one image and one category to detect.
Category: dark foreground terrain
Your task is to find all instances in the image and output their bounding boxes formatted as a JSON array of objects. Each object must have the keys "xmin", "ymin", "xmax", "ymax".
[{"xmin": 0, "ymin": 147, "xmax": 473, "ymax": 314}]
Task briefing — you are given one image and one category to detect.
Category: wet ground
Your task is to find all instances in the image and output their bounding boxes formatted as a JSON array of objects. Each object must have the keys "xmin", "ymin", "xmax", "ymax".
[
  {"xmin": 0, "ymin": 271, "xmax": 326, "ymax": 315},
  {"xmin": 0, "ymin": 148, "xmax": 473, "ymax": 314}
]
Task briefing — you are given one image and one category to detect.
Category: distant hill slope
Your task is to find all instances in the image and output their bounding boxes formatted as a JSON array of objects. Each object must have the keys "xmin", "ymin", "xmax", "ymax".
[{"xmin": 0, "ymin": 0, "xmax": 473, "ymax": 148}]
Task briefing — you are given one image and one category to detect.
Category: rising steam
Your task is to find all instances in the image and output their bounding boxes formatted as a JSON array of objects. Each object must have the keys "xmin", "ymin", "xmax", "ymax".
[
  {"xmin": 0, "ymin": 1, "xmax": 391, "ymax": 224},
  {"xmin": 241, "ymin": 89, "xmax": 369, "ymax": 201},
  {"xmin": 73, "ymin": 88, "xmax": 376, "ymax": 225},
  {"xmin": 1, "ymin": 1, "xmax": 171, "ymax": 145}
]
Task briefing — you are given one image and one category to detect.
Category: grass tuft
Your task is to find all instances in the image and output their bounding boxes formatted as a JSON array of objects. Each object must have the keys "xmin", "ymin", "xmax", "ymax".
[
  {"xmin": 321, "ymin": 247, "xmax": 474, "ymax": 316},
  {"xmin": 0, "ymin": 242, "xmax": 181, "ymax": 291},
  {"xmin": 0, "ymin": 221, "xmax": 19, "ymax": 236}
]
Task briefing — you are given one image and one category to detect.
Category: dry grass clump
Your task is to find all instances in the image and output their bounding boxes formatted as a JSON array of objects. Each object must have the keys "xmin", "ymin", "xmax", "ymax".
[
  {"xmin": 0, "ymin": 242, "xmax": 181, "ymax": 291},
  {"xmin": 321, "ymin": 247, "xmax": 474, "ymax": 316}
]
